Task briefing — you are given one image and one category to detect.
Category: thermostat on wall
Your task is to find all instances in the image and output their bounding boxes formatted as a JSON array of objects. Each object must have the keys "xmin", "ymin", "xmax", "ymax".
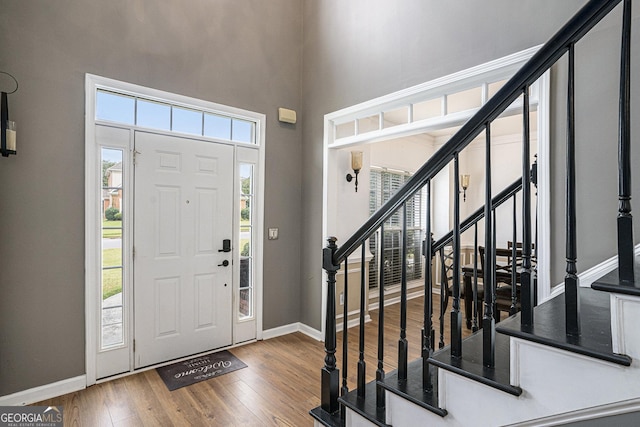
[{"xmin": 278, "ymin": 107, "xmax": 297, "ymax": 124}]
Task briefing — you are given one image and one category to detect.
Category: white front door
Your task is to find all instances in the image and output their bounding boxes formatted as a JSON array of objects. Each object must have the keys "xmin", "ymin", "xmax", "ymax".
[{"xmin": 134, "ymin": 131, "xmax": 234, "ymax": 368}]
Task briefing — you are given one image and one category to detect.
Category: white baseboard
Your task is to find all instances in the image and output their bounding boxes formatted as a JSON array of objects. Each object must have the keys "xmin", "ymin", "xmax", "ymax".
[
  {"xmin": 298, "ymin": 323, "xmax": 324, "ymax": 341},
  {"xmin": 561, "ymin": 243, "xmax": 640, "ymax": 289},
  {"xmin": 369, "ymin": 289, "xmax": 425, "ymax": 311},
  {"xmin": 0, "ymin": 375, "xmax": 86, "ymax": 406},
  {"xmin": 262, "ymin": 322, "xmax": 323, "ymax": 341},
  {"xmin": 577, "ymin": 253, "xmax": 622, "ymax": 288},
  {"xmin": 336, "ymin": 314, "xmax": 372, "ymax": 332}
]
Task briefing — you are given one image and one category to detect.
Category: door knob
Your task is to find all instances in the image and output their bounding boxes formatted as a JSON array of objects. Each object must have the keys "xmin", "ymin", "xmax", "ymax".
[{"xmin": 218, "ymin": 260, "xmax": 229, "ymax": 267}]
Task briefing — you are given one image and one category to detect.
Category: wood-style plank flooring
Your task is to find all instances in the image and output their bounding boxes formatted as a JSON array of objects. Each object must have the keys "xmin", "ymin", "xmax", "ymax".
[{"xmin": 35, "ymin": 294, "xmax": 471, "ymax": 426}]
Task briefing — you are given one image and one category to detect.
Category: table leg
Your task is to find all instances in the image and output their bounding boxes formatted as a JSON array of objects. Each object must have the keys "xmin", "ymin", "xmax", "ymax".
[{"xmin": 464, "ymin": 275, "xmax": 472, "ymax": 329}]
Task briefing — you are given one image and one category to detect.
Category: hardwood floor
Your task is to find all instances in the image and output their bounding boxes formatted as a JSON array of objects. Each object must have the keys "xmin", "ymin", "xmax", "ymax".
[{"xmin": 35, "ymin": 295, "xmax": 471, "ymax": 426}]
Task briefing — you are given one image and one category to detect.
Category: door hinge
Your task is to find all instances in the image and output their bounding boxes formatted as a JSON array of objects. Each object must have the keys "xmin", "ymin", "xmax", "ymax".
[
  {"xmin": 133, "ymin": 339, "xmax": 136, "ymax": 352},
  {"xmin": 132, "ymin": 246, "xmax": 135, "ymax": 260},
  {"xmin": 133, "ymin": 149, "xmax": 140, "ymax": 165}
]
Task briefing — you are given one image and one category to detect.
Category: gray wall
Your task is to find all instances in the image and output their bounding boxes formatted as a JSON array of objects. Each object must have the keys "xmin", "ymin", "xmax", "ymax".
[
  {"xmin": 0, "ymin": 0, "xmax": 302, "ymax": 396},
  {"xmin": 549, "ymin": 7, "xmax": 640, "ymax": 284},
  {"xmin": 300, "ymin": 0, "xmax": 640, "ymax": 330}
]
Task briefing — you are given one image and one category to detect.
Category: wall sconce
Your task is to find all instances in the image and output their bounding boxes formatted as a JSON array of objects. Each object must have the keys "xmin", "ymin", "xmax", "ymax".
[
  {"xmin": 0, "ymin": 72, "xmax": 18, "ymax": 157},
  {"xmin": 460, "ymin": 174, "xmax": 470, "ymax": 202},
  {"xmin": 346, "ymin": 151, "xmax": 363, "ymax": 192}
]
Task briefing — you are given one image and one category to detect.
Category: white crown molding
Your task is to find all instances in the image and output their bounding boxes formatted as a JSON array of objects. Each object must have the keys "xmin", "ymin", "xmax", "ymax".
[{"xmin": 326, "ymin": 45, "xmax": 543, "ymax": 124}]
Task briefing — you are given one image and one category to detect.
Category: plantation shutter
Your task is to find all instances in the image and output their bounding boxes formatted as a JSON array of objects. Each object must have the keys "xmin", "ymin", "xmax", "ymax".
[{"xmin": 369, "ymin": 168, "xmax": 423, "ymax": 288}]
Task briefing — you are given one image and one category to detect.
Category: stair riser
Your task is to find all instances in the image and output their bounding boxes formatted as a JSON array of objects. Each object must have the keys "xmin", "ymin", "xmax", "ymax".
[
  {"xmin": 386, "ymin": 391, "xmax": 448, "ymax": 426},
  {"xmin": 510, "ymin": 338, "xmax": 640, "ymax": 419},
  {"xmin": 345, "ymin": 409, "xmax": 378, "ymax": 427},
  {"xmin": 610, "ymin": 293, "xmax": 640, "ymax": 358}
]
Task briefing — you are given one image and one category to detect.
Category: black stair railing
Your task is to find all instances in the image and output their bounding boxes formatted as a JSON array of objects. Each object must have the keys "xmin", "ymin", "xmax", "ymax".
[{"xmin": 317, "ymin": 0, "xmax": 631, "ymax": 418}]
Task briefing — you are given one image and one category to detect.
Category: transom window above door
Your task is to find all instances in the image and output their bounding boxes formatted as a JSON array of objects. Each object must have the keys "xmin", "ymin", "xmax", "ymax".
[{"xmin": 96, "ymin": 90, "xmax": 256, "ymax": 144}]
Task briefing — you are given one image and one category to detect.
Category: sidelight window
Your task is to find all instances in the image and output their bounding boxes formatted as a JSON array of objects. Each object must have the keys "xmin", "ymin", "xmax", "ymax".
[
  {"xmin": 101, "ymin": 147, "xmax": 125, "ymax": 349},
  {"xmin": 239, "ymin": 163, "xmax": 254, "ymax": 320}
]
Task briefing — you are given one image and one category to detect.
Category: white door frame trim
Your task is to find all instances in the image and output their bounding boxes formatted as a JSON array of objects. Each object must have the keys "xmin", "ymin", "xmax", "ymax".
[
  {"xmin": 321, "ymin": 45, "xmax": 551, "ymax": 338},
  {"xmin": 84, "ymin": 74, "xmax": 265, "ymax": 385}
]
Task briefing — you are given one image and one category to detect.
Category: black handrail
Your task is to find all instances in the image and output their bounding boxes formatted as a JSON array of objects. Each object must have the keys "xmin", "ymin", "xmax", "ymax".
[
  {"xmin": 432, "ymin": 177, "xmax": 523, "ymax": 254},
  {"xmin": 332, "ymin": 0, "xmax": 621, "ymax": 266}
]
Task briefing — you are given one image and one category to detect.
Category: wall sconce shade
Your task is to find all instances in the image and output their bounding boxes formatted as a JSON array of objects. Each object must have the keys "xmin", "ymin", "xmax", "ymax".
[
  {"xmin": 0, "ymin": 72, "xmax": 18, "ymax": 157},
  {"xmin": 1, "ymin": 92, "xmax": 16, "ymax": 157},
  {"xmin": 460, "ymin": 174, "xmax": 470, "ymax": 202},
  {"xmin": 346, "ymin": 151, "xmax": 363, "ymax": 192}
]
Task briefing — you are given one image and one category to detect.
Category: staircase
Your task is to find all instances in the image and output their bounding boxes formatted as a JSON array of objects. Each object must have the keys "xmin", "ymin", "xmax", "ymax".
[{"xmin": 310, "ymin": 0, "xmax": 640, "ymax": 425}]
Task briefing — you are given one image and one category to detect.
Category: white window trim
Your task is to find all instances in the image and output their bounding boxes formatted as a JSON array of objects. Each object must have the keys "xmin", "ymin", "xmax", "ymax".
[
  {"xmin": 85, "ymin": 74, "xmax": 265, "ymax": 385},
  {"xmin": 321, "ymin": 45, "xmax": 551, "ymax": 337}
]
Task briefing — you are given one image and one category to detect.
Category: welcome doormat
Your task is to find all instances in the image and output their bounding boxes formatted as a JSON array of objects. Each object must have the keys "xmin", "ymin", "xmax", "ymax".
[{"xmin": 156, "ymin": 350, "xmax": 247, "ymax": 391}]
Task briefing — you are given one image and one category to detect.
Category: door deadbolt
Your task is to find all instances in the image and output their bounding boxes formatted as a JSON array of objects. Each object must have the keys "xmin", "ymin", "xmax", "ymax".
[{"xmin": 218, "ymin": 239, "xmax": 231, "ymax": 253}]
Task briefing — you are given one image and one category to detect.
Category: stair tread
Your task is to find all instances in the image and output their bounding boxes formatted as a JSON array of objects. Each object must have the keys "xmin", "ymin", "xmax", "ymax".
[
  {"xmin": 379, "ymin": 358, "xmax": 447, "ymax": 417},
  {"xmin": 592, "ymin": 258, "xmax": 640, "ymax": 296},
  {"xmin": 429, "ymin": 331, "xmax": 522, "ymax": 396},
  {"xmin": 339, "ymin": 381, "xmax": 389, "ymax": 427},
  {"xmin": 496, "ymin": 287, "xmax": 631, "ymax": 366},
  {"xmin": 309, "ymin": 406, "xmax": 344, "ymax": 427}
]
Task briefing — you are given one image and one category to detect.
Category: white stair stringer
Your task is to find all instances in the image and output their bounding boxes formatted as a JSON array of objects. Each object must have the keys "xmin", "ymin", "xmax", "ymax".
[{"xmin": 346, "ymin": 293, "xmax": 640, "ymax": 427}]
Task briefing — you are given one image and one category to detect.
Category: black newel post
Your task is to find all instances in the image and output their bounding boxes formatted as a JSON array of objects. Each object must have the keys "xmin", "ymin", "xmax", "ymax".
[{"xmin": 321, "ymin": 237, "xmax": 340, "ymax": 414}]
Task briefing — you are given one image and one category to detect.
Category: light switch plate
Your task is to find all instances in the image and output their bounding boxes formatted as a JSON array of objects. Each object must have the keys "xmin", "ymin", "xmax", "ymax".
[{"xmin": 268, "ymin": 228, "xmax": 279, "ymax": 240}]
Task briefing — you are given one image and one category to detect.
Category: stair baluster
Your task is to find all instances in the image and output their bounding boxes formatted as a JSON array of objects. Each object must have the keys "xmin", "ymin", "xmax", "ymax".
[
  {"xmin": 398, "ymin": 203, "xmax": 409, "ymax": 380},
  {"xmin": 565, "ymin": 43, "xmax": 581, "ymax": 337},
  {"xmin": 376, "ymin": 225, "xmax": 385, "ymax": 408},
  {"xmin": 492, "ymin": 209, "xmax": 499, "ymax": 322},
  {"xmin": 451, "ymin": 154, "xmax": 462, "ymax": 358},
  {"xmin": 422, "ymin": 181, "xmax": 433, "ymax": 390},
  {"xmin": 340, "ymin": 257, "xmax": 349, "ymax": 421},
  {"xmin": 357, "ymin": 242, "xmax": 366, "ymax": 397},
  {"xmin": 439, "ymin": 247, "xmax": 447, "ymax": 349},
  {"xmin": 617, "ymin": 0, "xmax": 634, "ymax": 284},
  {"xmin": 472, "ymin": 223, "xmax": 480, "ymax": 332},
  {"xmin": 483, "ymin": 123, "xmax": 496, "ymax": 367},
  {"xmin": 510, "ymin": 194, "xmax": 518, "ymax": 316},
  {"xmin": 521, "ymin": 87, "xmax": 535, "ymax": 327}
]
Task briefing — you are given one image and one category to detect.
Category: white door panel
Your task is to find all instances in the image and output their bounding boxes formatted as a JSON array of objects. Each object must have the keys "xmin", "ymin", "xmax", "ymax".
[{"xmin": 134, "ymin": 132, "xmax": 233, "ymax": 368}]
